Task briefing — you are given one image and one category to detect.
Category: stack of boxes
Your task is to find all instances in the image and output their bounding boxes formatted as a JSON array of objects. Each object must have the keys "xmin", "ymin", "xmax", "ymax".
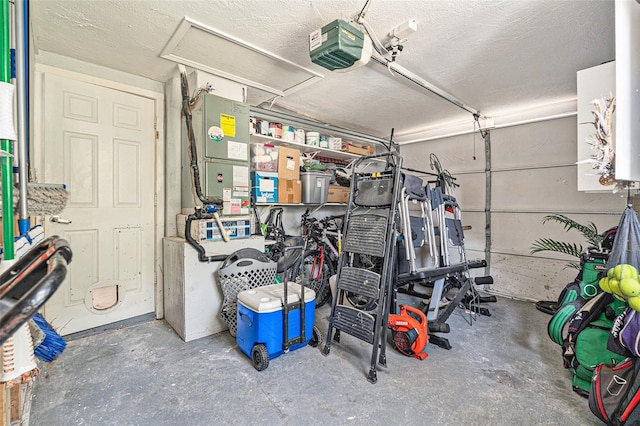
[
  {"xmin": 250, "ymin": 143, "xmax": 279, "ymax": 203},
  {"xmin": 277, "ymin": 147, "xmax": 302, "ymax": 203},
  {"xmin": 251, "ymin": 144, "xmax": 301, "ymax": 204}
]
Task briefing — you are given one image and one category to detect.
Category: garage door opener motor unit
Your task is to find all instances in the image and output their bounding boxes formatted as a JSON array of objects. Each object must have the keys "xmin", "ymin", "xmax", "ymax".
[{"xmin": 309, "ymin": 19, "xmax": 372, "ymax": 72}]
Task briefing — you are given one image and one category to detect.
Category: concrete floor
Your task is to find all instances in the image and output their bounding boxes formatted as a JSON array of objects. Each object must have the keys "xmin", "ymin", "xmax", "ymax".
[{"xmin": 30, "ymin": 295, "xmax": 599, "ymax": 425}]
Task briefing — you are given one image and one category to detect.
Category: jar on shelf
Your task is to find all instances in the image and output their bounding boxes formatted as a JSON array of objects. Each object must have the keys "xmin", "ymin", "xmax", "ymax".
[
  {"xmin": 306, "ymin": 131, "xmax": 319, "ymax": 146},
  {"xmin": 282, "ymin": 125, "xmax": 295, "ymax": 142},
  {"xmin": 294, "ymin": 128, "xmax": 305, "ymax": 144},
  {"xmin": 328, "ymin": 136, "xmax": 342, "ymax": 150},
  {"xmin": 269, "ymin": 122, "xmax": 282, "ymax": 138},
  {"xmin": 256, "ymin": 119, "xmax": 270, "ymax": 136},
  {"xmin": 319, "ymin": 135, "xmax": 329, "ymax": 148}
]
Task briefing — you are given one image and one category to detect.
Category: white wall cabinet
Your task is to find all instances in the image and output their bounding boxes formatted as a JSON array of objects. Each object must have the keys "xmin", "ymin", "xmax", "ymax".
[{"xmin": 576, "ymin": 61, "xmax": 616, "ymax": 192}]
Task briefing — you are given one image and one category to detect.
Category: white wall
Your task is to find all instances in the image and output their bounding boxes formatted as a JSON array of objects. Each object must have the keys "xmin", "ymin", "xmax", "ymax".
[
  {"xmin": 36, "ymin": 51, "xmax": 164, "ymax": 93},
  {"xmin": 400, "ymin": 115, "xmax": 626, "ymax": 301},
  {"xmin": 165, "ymin": 75, "xmax": 183, "ymax": 237}
]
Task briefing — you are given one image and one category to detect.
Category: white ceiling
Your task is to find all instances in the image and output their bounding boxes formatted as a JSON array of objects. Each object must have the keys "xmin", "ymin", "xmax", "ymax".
[{"xmin": 31, "ymin": 0, "xmax": 615, "ymax": 139}]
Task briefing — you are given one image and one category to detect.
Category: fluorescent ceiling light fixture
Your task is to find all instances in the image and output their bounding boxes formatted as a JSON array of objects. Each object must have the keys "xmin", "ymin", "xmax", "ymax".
[{"xmin": 161, "ymin": 17, "xmax": 324, "ymax": 97}]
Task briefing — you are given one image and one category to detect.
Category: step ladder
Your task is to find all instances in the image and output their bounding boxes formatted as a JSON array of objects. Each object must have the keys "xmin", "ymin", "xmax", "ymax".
[{"xmin": 322, "ymin": 151, "xmax": 403, "ymax": 383}]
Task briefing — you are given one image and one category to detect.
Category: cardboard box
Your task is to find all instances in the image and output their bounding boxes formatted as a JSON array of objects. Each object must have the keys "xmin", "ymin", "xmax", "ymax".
[
  {"xmin": 278, "ymin": 179, "xmax": 302, "ymax": 204},
  {"xmin": 344, "ymin": 143, "xmax": 370, "ymax": 156},
  {"xmin": 277, "ymin": 146, "xmax": 300, "ymax": 180},
  {"xmin": 251, "ymin": 171, "xmax": 278, "ymax": 203},
  {"xmin": 250, "ymin": 142, "xmax": 278, "ymax": 172},
  {"xmin": 327, "ymin": 185, "xmax": 350, "ymax": 203}
]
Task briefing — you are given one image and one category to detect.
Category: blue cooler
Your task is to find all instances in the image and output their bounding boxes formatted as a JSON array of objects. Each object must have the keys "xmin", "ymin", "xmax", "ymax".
[{"xmin": 237, "ymin": 282, "xmax": 317, "ymax": 370}]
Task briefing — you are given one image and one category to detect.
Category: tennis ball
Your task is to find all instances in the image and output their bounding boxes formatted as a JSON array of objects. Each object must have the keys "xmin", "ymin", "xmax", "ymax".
[
  {"xmin": 608, "ymin": 268, "xmax": 616, "ymax": 279},
  {"xmin": 609, "ymin": 278, "xmax": 621, "ymax": 296},
  {"xmin": 629, "ymin": 296, "xmax": 640, "ymax": 312},
  {"xmin": 599, "ymin": 277, "xmax": 612, "ymax": 293},
  {"xmin": 620, "ymin": 278, "xmax": 640, "ymax": 298},
  {"xmin": 613, "ymin": 264, "xmax": 639, "ymax": 280},
  {"xmin": 621, "ymin": 264, "xmax": 639, "ymax": 280}
]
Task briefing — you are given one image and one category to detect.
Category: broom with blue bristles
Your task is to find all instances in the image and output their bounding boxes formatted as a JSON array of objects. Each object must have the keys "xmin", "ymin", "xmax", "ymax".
[{"xmin": 29, "ymin": 313, "xmax": 66, "ymax": 362}]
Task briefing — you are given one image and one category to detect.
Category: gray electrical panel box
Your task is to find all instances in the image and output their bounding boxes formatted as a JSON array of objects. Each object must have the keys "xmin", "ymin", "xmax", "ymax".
[{"xmin": 182, "ymin": 93, "xmax": 250, "ymax": 215}]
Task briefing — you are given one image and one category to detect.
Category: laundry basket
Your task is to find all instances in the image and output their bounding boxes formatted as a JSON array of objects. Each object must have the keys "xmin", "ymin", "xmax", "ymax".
[{"xmin": 217, "ymin": 248, "xmax": 277, "ymax": 336}]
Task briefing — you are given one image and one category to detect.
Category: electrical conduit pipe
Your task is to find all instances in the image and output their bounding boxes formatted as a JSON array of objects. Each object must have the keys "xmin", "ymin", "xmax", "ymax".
[{"xmin": 15, "ymin": 0, "xmax": 29, "ymax": 235}]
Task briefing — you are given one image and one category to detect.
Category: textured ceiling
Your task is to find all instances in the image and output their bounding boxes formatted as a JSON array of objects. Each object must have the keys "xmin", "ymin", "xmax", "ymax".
[{"xmin": 31, "ymin": 0, "xmax": 615, "ymax": 139}]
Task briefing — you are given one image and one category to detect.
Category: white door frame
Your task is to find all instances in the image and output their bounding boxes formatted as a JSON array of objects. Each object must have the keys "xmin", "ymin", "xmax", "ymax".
[{"xmin": 33, "ymin": 64, "xmax": 166, "ymax": 319}]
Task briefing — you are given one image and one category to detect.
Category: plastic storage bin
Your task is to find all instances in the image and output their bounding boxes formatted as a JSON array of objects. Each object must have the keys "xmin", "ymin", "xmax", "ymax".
[
  {"xmin": 236, "ymin": 282, "xmax": 318, "ymax": 370},
  {"xmin": 301, "ymin": 171, "xmax": 331, "ymax": 204},
  {"xmin": 250, "ymin": 143, "xmax": 279, "ymax": 172}
]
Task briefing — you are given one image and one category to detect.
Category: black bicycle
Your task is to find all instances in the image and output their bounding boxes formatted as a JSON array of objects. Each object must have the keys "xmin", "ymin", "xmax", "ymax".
[{"xmin": 299, "ymin": 210, "xmax": 344, "ymax": 308}]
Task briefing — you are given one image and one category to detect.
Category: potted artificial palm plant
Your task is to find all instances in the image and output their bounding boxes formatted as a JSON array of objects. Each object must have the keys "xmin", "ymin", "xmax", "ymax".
[{"xmin": 530, "ymin": 214, "xmax": 604, "ymax": 270}]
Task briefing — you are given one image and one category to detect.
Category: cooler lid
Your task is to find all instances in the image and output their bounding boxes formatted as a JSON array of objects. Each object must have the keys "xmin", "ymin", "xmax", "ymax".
[{"xmin": 237, "ymin": 282, "xmax": 315, "ymax": 313}]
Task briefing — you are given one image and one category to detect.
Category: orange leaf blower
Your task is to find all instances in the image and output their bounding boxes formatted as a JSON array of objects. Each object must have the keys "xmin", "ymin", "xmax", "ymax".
[{"xmin": 388, "ymin": 304, "xmax": 429, "ymax": 360}]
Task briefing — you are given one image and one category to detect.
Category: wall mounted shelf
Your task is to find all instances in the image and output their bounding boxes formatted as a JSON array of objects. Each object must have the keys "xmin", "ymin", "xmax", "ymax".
[{"xmin": 249, "ymin": 133, "xmax": 362, "ymax": 162}]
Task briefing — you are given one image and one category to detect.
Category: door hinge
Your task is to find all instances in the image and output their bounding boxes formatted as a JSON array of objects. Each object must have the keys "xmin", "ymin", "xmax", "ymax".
[
  {"xmin": 155, "ymin": 130, "xmax": 159, "ymax": 140},
  {"xmin": 154, "ymin": 193, "xmax": 158, "ymax": 207}
]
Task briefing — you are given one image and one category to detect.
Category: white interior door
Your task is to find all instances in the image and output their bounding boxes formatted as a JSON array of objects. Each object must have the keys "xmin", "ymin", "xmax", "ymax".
[{"xmin": 41, "ymin": 73, "xmax": 156, "ymax": 335}]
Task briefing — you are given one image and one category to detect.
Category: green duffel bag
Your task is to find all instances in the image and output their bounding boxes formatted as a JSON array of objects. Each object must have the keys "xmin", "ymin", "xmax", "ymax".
[
  {"xmin": 571, "ymin": 324, "xmax": 626, "ymax": 396},
  {"xmin": 562, "ymin": 294, "xmax": 627, "ymax": 396},
  {"xmin": 548, "ymin": 253, "xmax": 608, "ymax": 345}
]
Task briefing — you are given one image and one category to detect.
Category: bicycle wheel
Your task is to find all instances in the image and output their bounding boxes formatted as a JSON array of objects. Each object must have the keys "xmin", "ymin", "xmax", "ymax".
[
  {"xmin": 267, "ymin": 236, "xmax": 305, "ymax": 274},
  {"xmin": 299, "ymin": 249, "xmax": 333, "ymax": 308}
]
